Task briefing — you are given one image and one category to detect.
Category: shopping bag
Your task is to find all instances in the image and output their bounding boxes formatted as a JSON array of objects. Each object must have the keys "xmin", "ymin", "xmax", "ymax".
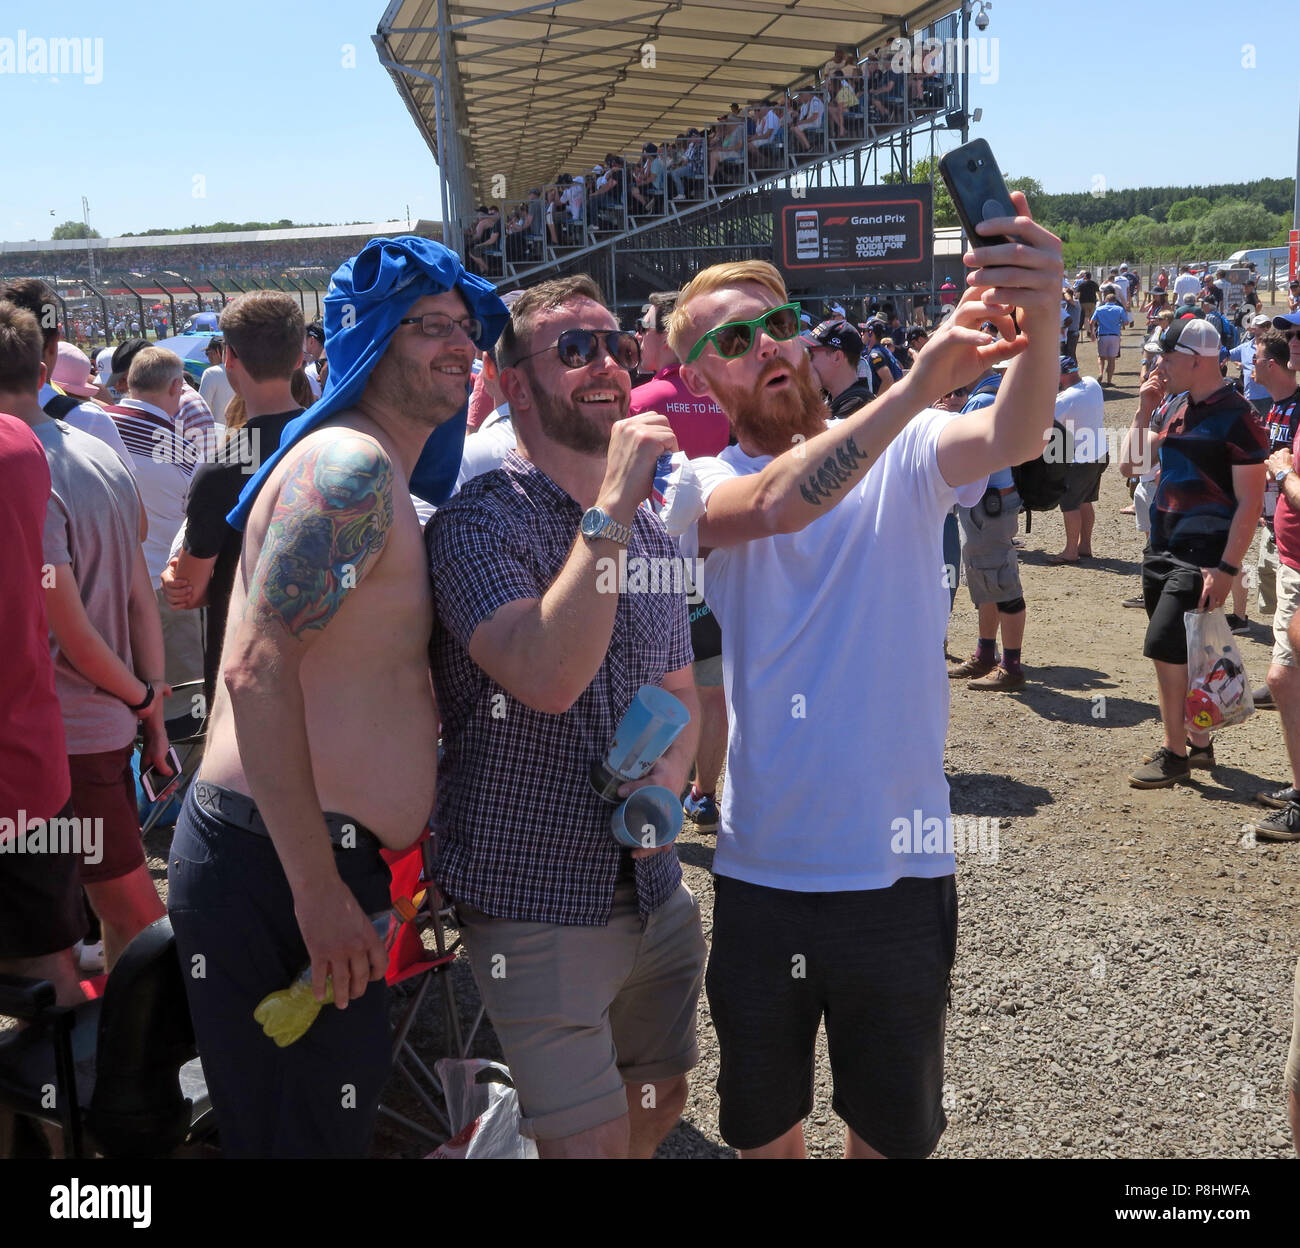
[
  {"xmin": 428, "ymin": 1058, "xmax": 538, "ymax": 1159},
  {"xmin": 1183, "ymin": 608, "xmax": 1253, "ymax": 735}
]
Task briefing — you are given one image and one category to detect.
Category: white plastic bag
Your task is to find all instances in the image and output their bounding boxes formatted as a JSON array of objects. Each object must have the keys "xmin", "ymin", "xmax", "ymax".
[
  {"xmin": 1183, "ymin": 608, "xmax": 1252, "ymax": 735},
  {"xmin": 428, "ymin": 1058, "xmax": 538, "ymax": 1159}
]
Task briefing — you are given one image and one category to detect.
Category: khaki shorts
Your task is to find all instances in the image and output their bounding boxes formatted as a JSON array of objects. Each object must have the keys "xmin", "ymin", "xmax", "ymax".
[
  {"xmin": 1096, "ymin": 335, "xmax": 1121, "ymax": 359},
  {"xmin": 1287, "ymin": 955, "xmax": 1300, "ymax": 1095},
  {"xmin": 1271, "ymin": 562, "xmax": 1300, "ymax": 667},
  {"xmin": 457, "ymin": 881, "xmax": 706, "ymax": 1140},
  {"xmin": 959, "ymin": 494, "xmax": 1022, "ymax": 606}
]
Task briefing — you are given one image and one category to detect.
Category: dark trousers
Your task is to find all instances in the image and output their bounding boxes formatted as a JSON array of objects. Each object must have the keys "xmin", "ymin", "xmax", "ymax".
[{"xmin": 167, "ymin": 788, "xmax": 393, "ymax": 1158}]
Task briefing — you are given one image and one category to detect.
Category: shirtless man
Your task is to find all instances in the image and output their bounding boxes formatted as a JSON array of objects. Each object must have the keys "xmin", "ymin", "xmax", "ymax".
[{"xmin": 168, "ymin": 245, "xmax": 503, "ymax": 1157}]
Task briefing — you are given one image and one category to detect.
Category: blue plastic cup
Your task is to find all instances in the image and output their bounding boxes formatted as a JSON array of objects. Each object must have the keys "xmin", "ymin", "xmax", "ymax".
[
  {"xmin": 610, "ymin": 785, "xmax": 684, "ymax": 849},
  {"xmin": 590, "ymin": 685, "xmax": 691, "ymax": 802}
]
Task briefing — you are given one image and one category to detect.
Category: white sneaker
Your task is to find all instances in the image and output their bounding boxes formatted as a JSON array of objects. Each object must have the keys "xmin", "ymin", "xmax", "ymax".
[{"xmin": 75, "ymin": 939, "xmax": 106, "ymax": 975}]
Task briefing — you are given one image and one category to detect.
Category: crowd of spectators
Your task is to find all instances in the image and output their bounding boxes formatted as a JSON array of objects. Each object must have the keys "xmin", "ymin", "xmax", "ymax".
[{"xmin": 464, "ymin": 39, "xmax": 954, "ymax": 276}]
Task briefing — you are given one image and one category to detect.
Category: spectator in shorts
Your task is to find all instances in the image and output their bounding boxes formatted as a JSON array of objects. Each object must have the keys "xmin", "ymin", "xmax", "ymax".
[
  {"xmin": 1128, "ymin": 319, "xmax": 1267, "ymax": 788},
  {"xmin": 949, "ymin": 366, "xmax": 1030, "ymax": 691},
  {"xmin": 1075, "ymin": 270, "xmax": 1099, "ymax": 334},
  {"xmin": 657, "ymin": 195, "xmax": 1062, "ymax": 1158},
  {"xmin": 1244, "ymin": 332, "xmax": 1300, "ymax": 714},
  {"xmin": 426, "ymin": 275, "xmax": 705, "ymax": 1158},
  {"xmin": 0, "ymin": 398, "xmax": 82, "ymax": 1010},
  {"xmin": 160, "ymin": 291, "xmax": 306, "ymax": 704},
  {"xmin": 1048, "ymin": 355, "xmax": 1108, "ymax": 564},
  {"xmin": 802, "ymin": 319, "xmax": 873, "ymax": 417},
  {"xmin": 1090, "ymin": 289, "xmax": 1130, "ymax": 385},
  {"xmin": 0, "ymin": 300, "xmax": 173, "ymax": 969}
]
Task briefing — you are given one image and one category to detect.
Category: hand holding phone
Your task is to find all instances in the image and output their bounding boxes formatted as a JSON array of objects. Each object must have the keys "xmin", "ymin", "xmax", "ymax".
[{"xmin": 141, "ymin": 747, "xmax": 182, "ymax": 803}]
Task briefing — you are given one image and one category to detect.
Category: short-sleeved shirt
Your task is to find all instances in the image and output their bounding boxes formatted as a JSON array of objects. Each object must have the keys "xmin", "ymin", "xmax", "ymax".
[
  {"xmin": 0, "ymin": 415, "xmax": 70, "ymax": 820},
  {"xmin": 1149, "ymin": 386, "xmax": 1268, "ymax": 559},
  {"xmin": 38, "ymin": 383, "xmax": 134, "ymax": 470},
  {"xmin": 1090, "ymin": 303, "xmax": 1129, "ymax": 335},
  {"xmin": 1228, "ymin": 339, "xmax": 1268, "ymax": 401},
  {"xmin": 1264, "ymin": 390, "xmax": 1300, "ymax": 559},
  {"xmin": 1075, "ymin": 279, "xmax": 1099, "ymax": 303},
  {"xmin": 628, "ymin": 365, "xmax": 730, "ymax": 459},
  {"xmin": 34, "ymin": 417, "xmax": 142, "ymax": 755},
  {"xmin": 427, "ymin": 451, "xmax": 693, "ymax": 926},
  {"xmin": 659, "ymin": 408, "xmax": 986, "ymax": 891},
  {"xmin": 182, "ymin": 409, "xmax": 301, "ymax": 696},
  {"xmin": 829, "ymin": 378, "xmax": 874, "ymax": 418}
]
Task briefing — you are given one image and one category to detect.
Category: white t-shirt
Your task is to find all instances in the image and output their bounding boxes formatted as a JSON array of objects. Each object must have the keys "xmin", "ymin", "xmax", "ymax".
[
  {"xmin": 798, "ymin": 96, "xmax": 825, "ymax": 127},
  {"xmin": 455, "ymin": 408, "xmax": 516, "ymax": 491},
  {"xmin": 662, "ymin": 407, "xmax": 986, "ymax": 891},
  {"xmin": 1173, "ymin": 273, "xmax": 1200, "ymax": 300},
  {"xmin": 38, "ymin": 383, "xmax": 133, "ymax": 472},
  {"xmin": 1055, "ymin": 376, "xmax": 1106, "ymax": 464},
  {"xmin": 198, "ymin": 364, "xmax": 235, "ymax": 425}
]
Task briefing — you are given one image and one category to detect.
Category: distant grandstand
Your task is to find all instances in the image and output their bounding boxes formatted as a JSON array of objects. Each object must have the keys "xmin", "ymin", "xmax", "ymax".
[{"xmin": 0, "ymin": 218, "xmax": 443, "ymax": 349}]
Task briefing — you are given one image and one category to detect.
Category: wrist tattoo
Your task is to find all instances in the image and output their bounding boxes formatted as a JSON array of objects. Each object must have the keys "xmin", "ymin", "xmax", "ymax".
[{"xmin": 799, "ymin": 435, "xmax": 870, "ymax": 506}]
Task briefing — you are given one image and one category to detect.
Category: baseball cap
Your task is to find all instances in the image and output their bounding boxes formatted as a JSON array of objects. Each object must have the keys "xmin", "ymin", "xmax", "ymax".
[
  {"xmin": 94, "ymin": 346, "xmax": 115, "ymax": 387},
  {"xmin": 1272, "ymin": 312, "xmax": 1300, "ymax": 330},
  {"xmin": 800, "ymin": 319, "xmax": 863, "ymax": 355},
  {"xmin": 1143, "ymin": 318, "xmax": 1221, "ymax": 357},
  {"xmin": 1250, "ymin": 314, "xmax": 1272, "ymax": 329},
  {"xmin": 52, "ymin": 341, "xmax": 100, "ymax": 399},
  {"xmin": 1059, "ymin": 354, "xmax": 1079, "ymax": 373},
  {"xmin": 109, "ymin": 337, "xmax": 150, "ymax": 384}
]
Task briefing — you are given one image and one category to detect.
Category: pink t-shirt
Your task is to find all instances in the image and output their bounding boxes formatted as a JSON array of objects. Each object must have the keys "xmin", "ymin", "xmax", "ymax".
[{"xmin": 628, "ymin": 365, "xmax": 730, "ymax": 460}]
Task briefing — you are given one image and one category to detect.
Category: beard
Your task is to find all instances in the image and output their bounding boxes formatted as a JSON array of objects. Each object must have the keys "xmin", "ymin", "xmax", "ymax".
[
  {"xmin": 717, "ymin": 352, "xmax": 829, "ymax": 458},
  {"xmin": 369, "ymin": 348, "xmax": 466, "ymax": 428},
  {"xmin": 531, "ymin": 376, "xmax": 625, "ymax": 456}
]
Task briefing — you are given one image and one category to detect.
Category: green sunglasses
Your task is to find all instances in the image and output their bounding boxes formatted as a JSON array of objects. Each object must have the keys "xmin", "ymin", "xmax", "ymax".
[{"xmin": 685, "ymin": 301, "xmax": 803, "ymax": 363}]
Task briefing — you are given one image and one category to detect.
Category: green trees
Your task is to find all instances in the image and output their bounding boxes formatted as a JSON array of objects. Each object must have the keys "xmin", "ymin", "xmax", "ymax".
[{"xmin": 51, "ymin": 220, "xmax": 100, "ymax": 240}]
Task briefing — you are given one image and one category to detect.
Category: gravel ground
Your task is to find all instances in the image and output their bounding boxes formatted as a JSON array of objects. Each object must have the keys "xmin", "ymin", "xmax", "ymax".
[{"xmin": 135, "ymin": 306, "xmax": 1297, "ymax": 1159}]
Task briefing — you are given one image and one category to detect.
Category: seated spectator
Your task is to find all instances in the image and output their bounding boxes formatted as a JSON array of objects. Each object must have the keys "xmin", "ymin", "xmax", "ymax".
[
  {"xmin": 791, "ymin": 89, "xmax": 826, "ymax": 153},
  {"xmin": 747, "ymin": 101, "xmax": 783, "ymax": 166}
]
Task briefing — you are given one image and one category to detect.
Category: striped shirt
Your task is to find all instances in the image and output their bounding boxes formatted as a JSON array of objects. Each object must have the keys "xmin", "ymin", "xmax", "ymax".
[
  {"xmin": 106, "ymin": 389, "xmax": 214, "ymax": 475},
  {"xmin": 426, "ymin": 451, "xmax": 694, "ymax": 925}
]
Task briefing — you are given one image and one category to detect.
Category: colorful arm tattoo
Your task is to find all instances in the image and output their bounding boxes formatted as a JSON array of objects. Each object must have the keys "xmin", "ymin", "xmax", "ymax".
[{"xmin": 246, "ymin": 436, "xmax": 394, "ymax": 636}]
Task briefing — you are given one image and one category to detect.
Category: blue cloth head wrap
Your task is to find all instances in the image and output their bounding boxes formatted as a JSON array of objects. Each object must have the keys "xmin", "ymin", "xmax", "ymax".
[{"xmin": 226, "ymin": 235, "xmax": 508, "ymax": 529}]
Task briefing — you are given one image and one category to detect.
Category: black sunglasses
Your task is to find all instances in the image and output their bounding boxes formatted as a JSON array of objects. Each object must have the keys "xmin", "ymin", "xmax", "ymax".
[{"xmin": 511, "ymin": 329, "xmax": 641, "ymax": 372}]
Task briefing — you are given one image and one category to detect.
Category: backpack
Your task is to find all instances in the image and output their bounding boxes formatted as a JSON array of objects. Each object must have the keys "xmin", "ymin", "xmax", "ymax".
[
  {"xmin": 43, "ymin": 392, "xmax": 84, "ymax": 420},
  {"xmin": 1010, "ymin": 420, "xmax": 1071, "ymax": 532}
]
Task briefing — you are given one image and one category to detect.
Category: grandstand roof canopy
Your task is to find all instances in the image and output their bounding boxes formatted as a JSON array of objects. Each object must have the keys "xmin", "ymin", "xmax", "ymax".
[
  {"xmin": 0, "ymin": 219, "xmax": 440, "ymax": 255},
  {"xmin": 376, "ymin": 0, "xmax": 964, "ymax": 205}
]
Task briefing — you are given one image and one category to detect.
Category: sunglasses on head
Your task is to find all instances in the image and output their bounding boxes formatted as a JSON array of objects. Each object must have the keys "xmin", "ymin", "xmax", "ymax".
[
  {"xmin": 512, "ymin": 328, "xmax": 642, "ymax": 372},
  {"xmin": 685, "ymin": 302, "xmax": 802, "ymax": 363}
]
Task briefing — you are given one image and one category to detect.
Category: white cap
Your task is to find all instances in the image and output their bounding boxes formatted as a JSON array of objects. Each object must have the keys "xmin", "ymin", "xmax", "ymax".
[{"xmin": 1142, "ymin": 318, "xmax": 1221, "ymax": 358}]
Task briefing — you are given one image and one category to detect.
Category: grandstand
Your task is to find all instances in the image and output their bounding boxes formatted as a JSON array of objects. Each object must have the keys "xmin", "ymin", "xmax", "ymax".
[
  {"xmin": 375, "ymin": 0, "xmax": 978, "ymax": 316},
  {"xmin": 0, "ymin": 218, "xmax": 442, "ymax": 349}
]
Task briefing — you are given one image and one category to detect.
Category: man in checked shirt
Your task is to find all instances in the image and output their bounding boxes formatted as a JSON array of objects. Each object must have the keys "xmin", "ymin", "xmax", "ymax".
[{"xmin": 425, "ymin": 275, "xmax": 704, "ymax": 1158}]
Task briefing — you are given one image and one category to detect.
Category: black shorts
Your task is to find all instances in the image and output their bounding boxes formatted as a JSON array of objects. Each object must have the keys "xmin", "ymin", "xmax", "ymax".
[
  {"xmin": 1142, "ymin": 547, "xmax": 1217, "ymax": 664},
  {"xmin": 706, "ymin": 873, "xmax": 957, "ymax": 1156},
  {"xmin": 0, "ymin": 800, "xmax": 87, "ymax": 959},
  {"xmin": 1059, "ymin": 457, "xmax": 1108, "ymax": 512}
]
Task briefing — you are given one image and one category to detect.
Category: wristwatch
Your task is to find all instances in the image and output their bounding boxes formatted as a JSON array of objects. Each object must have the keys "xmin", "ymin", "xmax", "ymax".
[
  {"xmin": 580, "ymin": 506, "xmax": 633, "ymax": 547},
  {"xmin": 1217, "ymin": 560, "xmax": 1239, "ymax": 577},
  {"xmin": 1275, "ymin": 467, "xmax": 1292, "ymax": 486}
]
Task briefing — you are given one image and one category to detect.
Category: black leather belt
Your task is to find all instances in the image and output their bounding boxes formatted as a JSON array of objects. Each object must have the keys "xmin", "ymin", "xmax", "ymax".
[{"xmin": 191, "ymin": 780, "xmax": 381, "ymax": 850}]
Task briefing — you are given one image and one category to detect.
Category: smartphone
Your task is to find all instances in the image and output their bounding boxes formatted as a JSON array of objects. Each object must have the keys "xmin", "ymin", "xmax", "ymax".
[
  {"xmin": 938, "ymin": 138, "xmax": 1017, "ymax": 247},
  {"xmin": 141, "ymin": 747, "xmax": 182, "ymax": 803}
]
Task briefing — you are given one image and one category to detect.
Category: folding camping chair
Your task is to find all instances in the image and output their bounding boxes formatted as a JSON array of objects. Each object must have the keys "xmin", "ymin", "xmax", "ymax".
[{"xmin": 376, "ymin": 828, "xmax": 486, "ymax": 1148}]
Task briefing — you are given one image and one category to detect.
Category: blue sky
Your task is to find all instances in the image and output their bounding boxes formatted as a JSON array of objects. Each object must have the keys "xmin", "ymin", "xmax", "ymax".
[{"xmin": 0, "ymin": 0, "xmax": 1295, "ymax": 242}]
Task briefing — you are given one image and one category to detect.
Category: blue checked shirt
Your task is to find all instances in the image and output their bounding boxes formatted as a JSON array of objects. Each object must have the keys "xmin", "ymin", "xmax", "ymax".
[{"xmin": 426, "ymin": 451, "xmax": 694, "ymax": 925}]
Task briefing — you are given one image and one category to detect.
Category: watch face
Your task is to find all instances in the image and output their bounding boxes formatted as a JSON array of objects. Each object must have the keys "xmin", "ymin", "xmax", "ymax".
[{"xmin": 581, "ymin": 508, "xmax": 603, "ymax": 538}]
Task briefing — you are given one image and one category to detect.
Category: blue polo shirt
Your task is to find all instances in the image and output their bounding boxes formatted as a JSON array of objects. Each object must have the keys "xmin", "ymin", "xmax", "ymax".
[
  {"xmin": 961, "ymin": 374, "xmax": 1013, "ymax": 488},
  {"xmin": 1090, "ymin": 303, "xmax": 1129, "ymax": 336}
]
